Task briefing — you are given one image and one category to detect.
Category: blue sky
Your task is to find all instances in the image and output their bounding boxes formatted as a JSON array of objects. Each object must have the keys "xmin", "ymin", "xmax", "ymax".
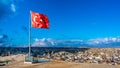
[{"xmin": 0, "ymin": 0, "xmax": 120, "ymax": 47}]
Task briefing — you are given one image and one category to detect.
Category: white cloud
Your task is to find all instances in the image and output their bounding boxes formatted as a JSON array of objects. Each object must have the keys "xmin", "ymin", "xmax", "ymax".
[
  {"xmin": 0, "ymin": 35, "xmax": 3, "ymax": 39},
  {"xmin": 34, "ymin": 38, "xmax": 39, "ymax": 42},
  {"xmin": 32, "ymin": 38, "xmax": 56, "ymax": 47},
  {"xmin": 32, "ymin": 37, "xmax": 120, "ymax": 47},
  {"xmin": 32, "ymin": 38, "xmax": 84, "ymax": 47},
  {"xmin": 86, "ymin": 37, "xmax": 120, "ymax": 46},
  {"xmin": 11, "ymin": 3, "xmax": 16, "ymax": 12}
]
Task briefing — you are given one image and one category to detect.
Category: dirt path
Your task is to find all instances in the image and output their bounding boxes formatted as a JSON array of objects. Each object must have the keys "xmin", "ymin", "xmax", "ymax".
[{"xmin": 1, "ymin": 61, "xmax": 120, "ymax": 68}]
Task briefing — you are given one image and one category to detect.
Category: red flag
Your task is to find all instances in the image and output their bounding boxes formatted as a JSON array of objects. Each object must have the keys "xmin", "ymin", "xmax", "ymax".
[{"xmin": 31, "ymin": 11, "xmax": 49, "ymax": 28}]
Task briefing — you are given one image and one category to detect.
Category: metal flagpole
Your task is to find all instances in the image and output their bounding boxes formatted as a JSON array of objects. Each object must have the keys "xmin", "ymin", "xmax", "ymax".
[{"xmin": 28, "ymin": 11, "xmax": 31, "ymax": 61}]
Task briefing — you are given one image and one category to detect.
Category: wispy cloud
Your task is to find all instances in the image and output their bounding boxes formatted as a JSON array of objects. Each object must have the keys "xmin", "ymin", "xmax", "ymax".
[
  {"xmin": 87, "ymin": 37, "xmax": 120, "ymax": 45},
  {"xmin": 32, "ymin": 37, "xmax": 120, "ymax": 48},
  {"xmin": 32, "ymin": 38, "xmax": 84, "ymax": 47},
  {"xmin": 0, "ymin": 0, "xmax": 23, "ymax": 20},
  {"xmin": 32, "ymin": 38, "xmax": 57, "ymax": 47},
  {"xmin": 21, "ymin": 26, "xmax": 28, "ymax": 34},
  {"xmin": 1, "ymin": 36, "xmax": 120, "ymax": 47},
  {"xmin": 0, "ymin": 34, "xmax": 8, "ymax": 46},
  {"xmin": 11, "ymin": 3, "xmax": 16, "ymax": 12}
]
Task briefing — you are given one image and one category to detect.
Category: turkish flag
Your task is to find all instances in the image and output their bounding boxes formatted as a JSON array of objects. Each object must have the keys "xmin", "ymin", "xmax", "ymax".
[{"xmin": 31, "ymin": 11, "xmax": 49, "ymax": 28}]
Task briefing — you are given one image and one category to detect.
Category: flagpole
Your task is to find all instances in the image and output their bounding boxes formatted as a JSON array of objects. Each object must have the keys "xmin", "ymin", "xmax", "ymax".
[{"xmin": 28, "ymin": 11, "xmax": 31, "ymax": 61}]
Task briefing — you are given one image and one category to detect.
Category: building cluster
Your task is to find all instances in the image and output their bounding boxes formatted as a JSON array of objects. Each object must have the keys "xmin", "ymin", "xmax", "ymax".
[
  {"xmin": 1, "ymin": 47, "xmax": 120, "ymax": 65},
  {"xmin": 41, "ymin": 48, "xmax": 120, "ymax": 65}
]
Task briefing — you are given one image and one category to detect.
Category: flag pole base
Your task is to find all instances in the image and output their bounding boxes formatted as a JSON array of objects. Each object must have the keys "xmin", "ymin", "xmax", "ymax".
[{"xmin": 24, "ymin": 55, "xmax": 33, "ymax": 64}]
